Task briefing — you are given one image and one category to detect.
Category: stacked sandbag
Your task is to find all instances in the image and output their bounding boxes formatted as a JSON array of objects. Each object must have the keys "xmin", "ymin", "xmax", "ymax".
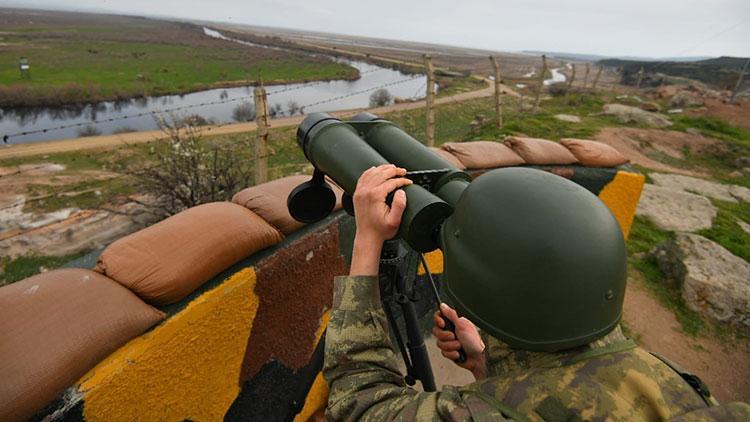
[
  {"xmin": 560, "ymin": 138, "xmax": 629, "ymax": 167},
  {"xmin": 0, "ymin": 269, "xmax": 165, "ymax": 421},
  {"xmin": 95, "ymin": 202, "xmax": 283, "ymax": 305},
  {"xmin": 503, "ymin": 136, "xmax": 578, "ymax": 165},
  {"xmin": 232, "ymin": 175, "xmax": 344, "ymax": 235},
  {"xmin": 427, "ymin": 147, "xmax": 466, "ymax": 170},
  {"xmin": 441, "ymin": 141, "xmax": 525, "ymax": 170}
]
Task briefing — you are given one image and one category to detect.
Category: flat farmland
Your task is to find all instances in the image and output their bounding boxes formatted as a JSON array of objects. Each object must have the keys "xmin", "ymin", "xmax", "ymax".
[{"xmin": 0, "ymin": 8, "xmax": 357, "ymax": 107}]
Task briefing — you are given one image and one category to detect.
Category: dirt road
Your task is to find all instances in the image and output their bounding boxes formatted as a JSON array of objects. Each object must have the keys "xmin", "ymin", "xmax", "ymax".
[{"xmin": 0, "ymin": 79, "xmax": 512, "ymax": 160}]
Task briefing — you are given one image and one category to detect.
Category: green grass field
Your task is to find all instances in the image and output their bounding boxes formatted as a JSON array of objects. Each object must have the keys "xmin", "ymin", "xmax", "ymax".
[{"xmin": 0, "ymin": 10, "xmax": 357, "ymax": 107}]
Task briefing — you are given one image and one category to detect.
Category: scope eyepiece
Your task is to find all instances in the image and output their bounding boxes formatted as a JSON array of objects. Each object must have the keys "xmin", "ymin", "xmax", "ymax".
[{"xmin": 296, "ymin": 113, "xmax": 340, "ymax": 158}]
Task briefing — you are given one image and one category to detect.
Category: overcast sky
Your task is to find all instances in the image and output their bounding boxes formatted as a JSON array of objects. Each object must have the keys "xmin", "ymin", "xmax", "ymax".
[{"xmin": 5, "ymin": 0, "xmax": 750, "ymax": 58}]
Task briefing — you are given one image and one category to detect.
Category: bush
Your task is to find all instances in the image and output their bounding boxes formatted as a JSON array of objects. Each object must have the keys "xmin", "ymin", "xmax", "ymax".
[
  {"xmin": 177, "ymin": 114, "xmax": 214, "ymax": 127},
  {"xmin": 232, "ymin": 102, "xmax": 256, "ymax": 122},
  {"xmin": 77, "ymin": 125, "xmax": 101, "ymax": 137},
  {"xmin": 131, "ymin": 121, "xmax": 254, "ymax": 218},
  {"xmin": 287, "ymin": 100, "xmax": 300, "ymax": 116},
  {"xmin": 113, "ymin": 126, "xmax": 137, "ymax": 134},
  {"xmin": 547, "ymin": 82, "xmax": 568, "ymax": 97},
  {"xmin": 369, "ymin": 88, "xmax": 393, "ymax": 107}
]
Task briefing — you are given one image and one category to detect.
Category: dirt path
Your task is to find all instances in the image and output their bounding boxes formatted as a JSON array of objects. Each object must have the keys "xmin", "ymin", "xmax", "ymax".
[
  {"xmin": 623, "ymin": 275, "xmax": 750, "ymax": 403},
  {"xmin": 0, "ymin": 80, "xmax": 510, "ymax": 160}
]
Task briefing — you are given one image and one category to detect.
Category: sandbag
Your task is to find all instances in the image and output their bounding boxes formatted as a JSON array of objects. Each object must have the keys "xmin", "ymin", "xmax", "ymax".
[
  {"xmin": 504, "ymin": 136, "xmax": 579, "ymax": 165},
  {"xmin": 95, "ymin": 202, "xmax": 283, "ymax": 305},
  {"xmin": 428, "ymin": 147, "xmax": 466, "ymax": 170},
  {"xmin": 441, "ymin": 141, "xmax": 525, "ymax": 169},
  {"xmin": 560, "ymin": 138, "xmax": 629, "ymax": 167},
  {"xmin": 0, "ymin": 269, "xmax": 164, "ymax": 421},
  {"xmin": 232, "ymin": 176, "xmax": 344, "ymax": 235}
]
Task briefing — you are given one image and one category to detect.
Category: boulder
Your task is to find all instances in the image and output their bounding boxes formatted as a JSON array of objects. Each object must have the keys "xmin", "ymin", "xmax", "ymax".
[
  {"xmin": 671, "ymin": 91, "xmax": 704, "ymax": 108},
  {"xmin": 639, "ymin": 102, "xmax": 662, "ymax": 112},
  {"xmin": 636, "ymin": 184, "xmax": 716, "ymax": 232},
  {"xmin": 603, "ymin": 104, "xmax": 672, "ymax": 128},
  {"xmin": 554, "ymin": 114, "xmax": 581, "ymax": 123},
  {"xmin": 652, "ymin": 233, "xmax": 750, "ymax": 328},
  {"xmin": 739, "ymin": 221, "xmax": 750, "ymax": 235},
  {"xmin": 650, "ymin": 172, "xmax": 750, "ymax": 203}
]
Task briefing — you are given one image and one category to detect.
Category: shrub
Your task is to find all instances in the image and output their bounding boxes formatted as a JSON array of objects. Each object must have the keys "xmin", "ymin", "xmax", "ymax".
[
  {"xmin": 287, "ymin": 100, "xmax": 300, "ymax": 116},
  {"xmin": 113, "ymin": 126, "xmax": 137, "ymax": 134},
  {"xmin": 232, "ymin": 102, "xmax": 256, "ymax": 122},
  {"xmin": 77, "ymin": 125, "xmax": 101, "ymax": 137},
  {"xmin": 547, "ymin": 82, "xmax": 568, "ymax": 97},
  {"xmin": 131, "ymin": 121, "xmax": 253, "ymax": 218},
  {"xmin": 369, "ymin": 88, "xmax": 393, "ymax": 107}
]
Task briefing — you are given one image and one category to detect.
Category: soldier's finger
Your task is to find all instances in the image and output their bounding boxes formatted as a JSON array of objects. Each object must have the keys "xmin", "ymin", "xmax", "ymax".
[
  {"xmin": 374, "ymin": 178, "xmax": 412, "ymax": 199},
  {"xmin": 440, "ymin": 303, "xmax": 460, "ymax": 326},
  {"xmin": 437, "ymin": 340, "xmax": 462, "ymax": 351},
  {"xmin": 433, "ymin": 311, "xmax": 445, "ymax": 329},
  {"xmin": 385, "ymin": 189, "xmax": 407, "ymax": 228},
  {"xmin": 432, "ymin": 326, "xmax": 456, "ymax": 342},
  {"xmin": 442, "ymin": 350, "xmax": 460, "ymax": 361},
  {"xmin": 369, "ymin": 165, "xmax": 406, "ymax": 185}
]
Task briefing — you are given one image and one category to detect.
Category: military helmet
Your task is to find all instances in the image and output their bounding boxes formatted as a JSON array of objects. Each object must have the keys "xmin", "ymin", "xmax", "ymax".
[{"xmin": 442, "ymin": 168, "xmax": 627, "ymax": 352}]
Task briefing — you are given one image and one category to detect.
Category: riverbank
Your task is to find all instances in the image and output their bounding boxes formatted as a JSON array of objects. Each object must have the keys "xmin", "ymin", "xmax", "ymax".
[{"xmin": 0, "ymin": 77, "xmax": 505, "ymax": 159}]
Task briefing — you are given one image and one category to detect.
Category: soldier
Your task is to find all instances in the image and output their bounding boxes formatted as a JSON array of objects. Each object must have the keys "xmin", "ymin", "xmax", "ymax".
[{"xmin": 323, "ymin": 164, "xmax": 749, "ymax": 421}]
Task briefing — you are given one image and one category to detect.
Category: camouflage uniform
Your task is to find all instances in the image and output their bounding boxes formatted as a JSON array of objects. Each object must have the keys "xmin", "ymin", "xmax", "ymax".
[{"xmin": 323, "ymin": 276, "xmax": 750, "ymax": 421}]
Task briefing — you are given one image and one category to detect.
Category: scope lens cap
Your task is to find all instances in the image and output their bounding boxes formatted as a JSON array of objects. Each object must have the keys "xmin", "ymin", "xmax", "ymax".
[{"xmin": 287, "ymin": 180, "xmax": 337, "ymax": 223}]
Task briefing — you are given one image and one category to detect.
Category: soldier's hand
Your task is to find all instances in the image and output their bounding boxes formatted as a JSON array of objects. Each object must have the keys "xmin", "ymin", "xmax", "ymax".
[
  {"xmin": 352, "ymin": 164, "xmax": 412, "ymax": 244},
  {"xmin": 432, "ymin": 303, "xmax": 487, "ymax": 380},
  {"xmin": 349, "ymin": 165, "xmax": 412, "ymax": 276}
]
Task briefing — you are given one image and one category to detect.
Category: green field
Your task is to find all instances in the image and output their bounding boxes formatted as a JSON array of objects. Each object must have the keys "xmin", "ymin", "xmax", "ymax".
[{"xmin": 0, "ymin": 9, "xmax": 357, "ymax": 107}]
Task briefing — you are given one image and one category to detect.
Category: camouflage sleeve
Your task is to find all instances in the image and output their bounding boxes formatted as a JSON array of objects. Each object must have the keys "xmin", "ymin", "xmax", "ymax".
[{"xmin": 323, "ymin": 276, "xmax": 490, "ymax": 421}]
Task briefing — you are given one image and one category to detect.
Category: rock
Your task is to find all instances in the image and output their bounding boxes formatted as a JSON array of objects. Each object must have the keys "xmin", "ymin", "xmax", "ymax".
[
  {"xmin": 686, "ymin": 128, "xmax": 701, "ymax": 136},
  {"xmin": 636, "ymin": 184, "xmax": 716, "ymax": 232},
  {"xmin": 739, "ymin": 221, "xmax": 750, "ymax": 235},
  {"xmin": 671, "ymin": 91, "xmax": 704, "ymax": 107},
  {"xmin": 603, "ymin": 104, "xmax": 672, "ymax": 128},
  {"xmin": 667, "ymin": 108, "xmax": 683, "ymax": 114},
  {"xmin": 554, "ymin": 114, "xmax": 581, "ymax": 123},
  {"xmin": 0, "ymin": 204, "xmax": 155, "ymax": 260},
  {"xmin": 655, "ymin": 85, "xmax": 680, "ymax": 99},
  {"xmin": 730, "ymin": 171, "xmax": 744, "ymax": 178},
  {"xmin": 650, "ymin": 172, "xmax": 750, "ymax": 203},
  {"xmin": 735, "ymin": 157, "xmax": 750, "ymax": 167},
  {"xmin": 652, "ymin": 233, "xmax": 750, "ymax": 328},
  {"xmin": 639, "ymin": 102, "xmax": 662, "ymax": 112}
]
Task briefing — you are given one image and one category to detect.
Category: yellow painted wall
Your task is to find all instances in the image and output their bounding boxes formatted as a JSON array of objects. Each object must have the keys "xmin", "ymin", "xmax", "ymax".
[
  {"xmin": 69, "ymin": 169, "xmax": 644, "ymax": 421},
  {"xmin": 79, "ymin": 268, "xmax": 260, "ymax": 421},
  {"xmin": 598, "ymin": 171, "xmax": 645, "ymax": 239}
]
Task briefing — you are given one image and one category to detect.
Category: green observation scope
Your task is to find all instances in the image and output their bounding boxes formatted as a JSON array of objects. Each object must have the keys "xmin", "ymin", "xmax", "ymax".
[{"xmin": 289, "ymin": 112, "xmax": 628, "ymax": 352}]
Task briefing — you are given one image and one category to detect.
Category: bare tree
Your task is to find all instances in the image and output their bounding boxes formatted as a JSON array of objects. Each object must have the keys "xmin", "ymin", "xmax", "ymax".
[
  {"xmin": 369, "ymin": 88, "xmax": 393, "ymax": 107},
  {"xmin": 232, "ymin": 102, "xmax": 256, "ymax": 122},
  {"xmin": 131, "ymin": 119, "xmax": 254, "ymax": 218},
  {"xmin": 287, "ymin": 100, "xmax": 300, "ymax": 116}
]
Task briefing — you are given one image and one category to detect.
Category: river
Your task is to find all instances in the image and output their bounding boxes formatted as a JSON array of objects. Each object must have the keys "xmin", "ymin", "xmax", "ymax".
[{"xmin": 0, "ymin": 29, "xmax": 429, "ymax": 144}]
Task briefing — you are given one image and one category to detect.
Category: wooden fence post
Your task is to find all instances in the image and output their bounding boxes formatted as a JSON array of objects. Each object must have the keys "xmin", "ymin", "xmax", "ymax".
[
  {"xmin": 533, "ymin": 54, "xmax": 547, "ymax": 113},
  {"xmin": 730, "ymin": 58, "xmax": 749, "ymax": 104},
  {"xmin": 423, "ymin": 54, "xmax": 436, "ymax": 146},
  {"xmin": 635, "ymin": 66, "xmax": 645, "ymax": 89},
  {"xmin": 254, "ymin": 76, "xmax": 269, "ymax": 184},
  {"xmin": 582, "ymin": 63, "xmax": 590, "ymax": 89},
  {"xmin": 489, "ymin": 56, "xmax": 502, "ymax": 128},
  {"xmin": 591, "ymin": 65, "xmax": 603, "ymax": 91},
  {"xmin": 567, "ymin": 64, "xmax": 576, "ymax": 89}
]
